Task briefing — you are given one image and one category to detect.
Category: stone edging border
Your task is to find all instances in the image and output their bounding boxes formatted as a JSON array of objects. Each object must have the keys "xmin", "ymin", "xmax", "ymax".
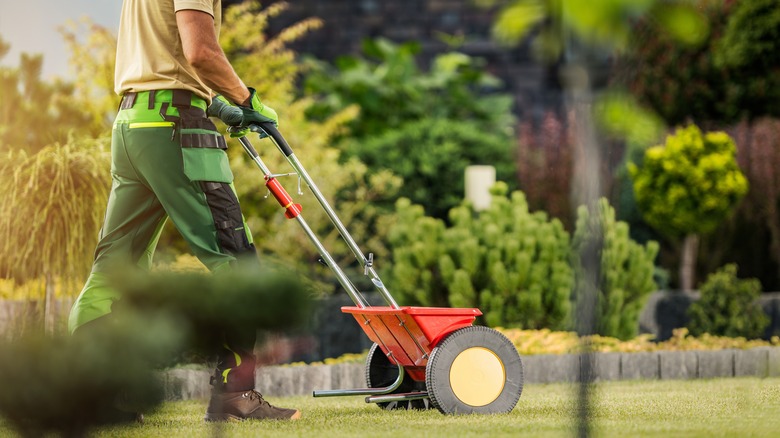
[{"xmin": 161, "ymin": 346, "xmax": 780, "ymax": 401}]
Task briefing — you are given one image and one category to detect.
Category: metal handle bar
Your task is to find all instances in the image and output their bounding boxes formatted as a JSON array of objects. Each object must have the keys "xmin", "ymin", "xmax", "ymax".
[{"xmin": 237, "ymin": 123, "xmax": 400, "ymax": 309}]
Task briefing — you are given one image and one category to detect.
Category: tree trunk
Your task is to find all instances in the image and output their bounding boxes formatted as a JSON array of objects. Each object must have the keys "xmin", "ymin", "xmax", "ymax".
[
  {"xmin": 44, "ymin": 272, "xmax": 54, "ymax": 335},
  {"xmin": 680, "ymin": 234, "xmax": 699, "ymax": 291}
]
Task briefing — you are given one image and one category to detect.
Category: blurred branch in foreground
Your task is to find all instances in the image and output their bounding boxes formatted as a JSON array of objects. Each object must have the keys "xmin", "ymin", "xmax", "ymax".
[{"xmin": 0, "ymin": 268, "xmax": 311, "ymax": 437}]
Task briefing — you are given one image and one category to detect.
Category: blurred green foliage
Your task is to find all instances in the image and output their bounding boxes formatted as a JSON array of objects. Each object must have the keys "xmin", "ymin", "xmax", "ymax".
[
  {"xmin": 688, "ymin": 264, "xmax": 769, "ymax": 339},
  {"xmin": 303, "ymin": 37, "xmax": 514, "ymax": 141},
  {"xmin": 595, "ymin": 92, "xmax": 665, "ymax": 147},
  {"xmin": 219, "ymin": 1, "xmax": 323, "ymax": 106},
  {"xmin": 629, "ymin": 125, "xmax": 748, "ymax": 238},
  {"xmin": 59, "ymin": 18, "xmax": 121, "ymax": 133},
  {"xmin": 343, "ymin": 117, "xmax": 516, "ymax": 220},
  {"xmin": 715, "ymin": 0, "xmax": 780, "ymax": 70},
  {"xmin": 617, "ymin": 1, "xmax": 739, "ymax": 128},
  {"xmin": 620, "ymin": 0, "xmax": 780, "ymax": 126},
  {"xmin": 486, "ymin": 0, "xmax": 707, "ymax": 60},
  {"xmin": 0, "ymin": 268, "xmax": 309, "ymax": 436},
  {"xmin": 572, "ymin": 198, "xmax": 659, "ymax": 340},
  {"xmin": 114, "ymin": 267, "xmax": 313, "ymax": 353},
  {"xmin": 303, "ymin": 38, "xmax": 516, "ymax": 221},
  {"xmin": 713, "ymin": 0, "xmax": 780, "ymax": 120},
  {"xmin": 484, "ymin": 0, "xmax": 716, "ymax": 297},
  {"xmin": 0, "ymin": 317, "xmax": 175, "ymax": 437},
  {"xmin": 614, "ymin": 1, "xmax": 780, "ymax": 291},
  {"xmin": 0, "ymin": 37, "xmax": 100, "ymax": 154}
]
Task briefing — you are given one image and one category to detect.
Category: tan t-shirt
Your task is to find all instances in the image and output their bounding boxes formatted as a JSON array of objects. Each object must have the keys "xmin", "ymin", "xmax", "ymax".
[{"xmin": 114, "ymin": 0, "xmax": 221, "ymax": 102}]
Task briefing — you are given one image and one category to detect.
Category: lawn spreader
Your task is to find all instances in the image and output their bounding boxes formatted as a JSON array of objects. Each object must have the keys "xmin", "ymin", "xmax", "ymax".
[{"xmin": 233, "ymin": 123, "xmax": 523, "ymax": 415}]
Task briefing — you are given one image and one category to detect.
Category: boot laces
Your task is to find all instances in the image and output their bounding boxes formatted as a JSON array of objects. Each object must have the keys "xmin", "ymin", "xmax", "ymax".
[{"xmin": 244, "ymin": 390, "xmax": 270, "ymax": 406}]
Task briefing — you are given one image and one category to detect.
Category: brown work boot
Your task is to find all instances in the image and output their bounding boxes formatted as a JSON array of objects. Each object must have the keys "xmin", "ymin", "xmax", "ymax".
[{"xmin": 204, "ymin": 389, "xmax": 301, "ymax": 422}]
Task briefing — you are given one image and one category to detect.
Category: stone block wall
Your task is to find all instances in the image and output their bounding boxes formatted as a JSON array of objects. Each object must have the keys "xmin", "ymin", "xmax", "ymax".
[
  {"xmin": 161, "ymin": 346, "xmax": 780, "ymax": 400},
  {"xmin": 639, "ymin": 291, "xmax": 780, "ymax": 341}
]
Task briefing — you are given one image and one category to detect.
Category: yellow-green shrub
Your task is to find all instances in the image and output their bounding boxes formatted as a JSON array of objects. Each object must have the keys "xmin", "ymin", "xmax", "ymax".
[{"xmin": 500, "ymin": 327, "xmax": 779, "ymax": 356}]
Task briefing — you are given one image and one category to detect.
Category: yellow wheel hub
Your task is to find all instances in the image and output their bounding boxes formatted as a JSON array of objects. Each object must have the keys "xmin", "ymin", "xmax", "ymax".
[{"xmin": 449, "ymin": 347, "xmax": 505, "ymax": 406}]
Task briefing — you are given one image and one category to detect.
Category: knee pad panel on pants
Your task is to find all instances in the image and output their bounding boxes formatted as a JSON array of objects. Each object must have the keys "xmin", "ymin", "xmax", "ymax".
[{"xmin": 200, "ymin": 181, "xmax": 256, "ymax": 257}]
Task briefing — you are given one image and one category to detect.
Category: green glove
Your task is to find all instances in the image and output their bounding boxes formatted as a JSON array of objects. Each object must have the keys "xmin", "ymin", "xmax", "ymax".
[
  {"xmin": 239, "ymin": 87, "xmax": 278, "ymax": 132},
  {"xmin": 207, "ymin": 95, "xmax": 243, "ymax": 126}
]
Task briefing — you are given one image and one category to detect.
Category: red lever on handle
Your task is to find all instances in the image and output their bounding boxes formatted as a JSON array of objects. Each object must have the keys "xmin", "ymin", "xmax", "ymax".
[{"xmin": 265, "ymin": 177, "xmax": 302, "ymax": 219}]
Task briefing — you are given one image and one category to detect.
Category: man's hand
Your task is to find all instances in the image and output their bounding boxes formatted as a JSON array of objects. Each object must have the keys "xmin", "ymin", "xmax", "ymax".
[
  {"xmin": 207, "ymin": 95, "xmax": 243, "ymax": 126},
  {"xmin": 239, "ymin": 88, "xmax": 278, "ymax": 129}
]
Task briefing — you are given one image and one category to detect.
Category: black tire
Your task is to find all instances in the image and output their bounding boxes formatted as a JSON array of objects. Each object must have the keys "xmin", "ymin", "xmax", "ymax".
[
  {"xmin": 365, "ymin": 343, "xmax": 431, "ymax": 410},
  {"xmin": 425, "ymin": 326, "xmax": 523, "ymax": 415}
]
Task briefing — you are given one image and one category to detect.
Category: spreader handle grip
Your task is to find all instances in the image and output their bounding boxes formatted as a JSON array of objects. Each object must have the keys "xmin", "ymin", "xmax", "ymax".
[{"xmin": 253, "ymin": 122, "xmax": 294, "ymax": 157}]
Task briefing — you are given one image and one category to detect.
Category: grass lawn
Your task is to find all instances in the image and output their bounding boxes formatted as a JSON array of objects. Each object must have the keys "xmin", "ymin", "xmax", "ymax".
[{"xmin": 1, "ymin": 377, "xmax": 777, "ymax": 437}]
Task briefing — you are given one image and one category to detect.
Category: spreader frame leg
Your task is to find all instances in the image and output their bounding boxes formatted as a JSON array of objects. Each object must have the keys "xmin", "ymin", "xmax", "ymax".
[
  {"xmin": 365, "ymin": 391, "xmax": 429, "ymax": 404},
  {"xmin": 312, "ymin": 357, "xmax": 406, "ymax": 398}
]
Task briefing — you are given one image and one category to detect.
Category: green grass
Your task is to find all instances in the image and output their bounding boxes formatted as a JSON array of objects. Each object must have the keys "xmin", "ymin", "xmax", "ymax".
[{"xmin": 1, "ymin": 378, "xmax": 778, "ymax": 437}]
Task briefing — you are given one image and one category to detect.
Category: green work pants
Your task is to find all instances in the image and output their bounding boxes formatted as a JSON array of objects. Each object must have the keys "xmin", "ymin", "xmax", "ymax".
[{"xmin": 69, "ymin": 90, "xmax": 258, "ymax": 392}]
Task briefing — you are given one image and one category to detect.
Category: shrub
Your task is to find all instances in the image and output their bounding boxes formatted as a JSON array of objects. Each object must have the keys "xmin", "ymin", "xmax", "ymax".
[
  {"xmin": 303, "ymin": 37, "xmax": 514, "ymax": 141},
  {"xmin": 629, "ymin": 125, "xmax": 748, "ymax": 238},
  {"xmin": 617, "ymin": 1, "xmax": 740, "ymax": 127},
  {"xmin": 384, "ymin": 184, "xmax": 573, "ymax": 330},
  {"xmin": 303, "ymin": 39, "xmax": 518, "ymax": 220},
  {"xmin": 0, "ymin": 137, "xmax": 110, "ymax": 288},
  {"xmin": 571, "ymin": 198, "xmax": 659, "ymax": 340},
  {"xmin": 687, "ymin": 264, "xmax": 769, "ymax": 339},
  {"xmin": 714, "ymin": 0, "xmax": 780, "ymax": 120},
  {"xmin": 629, "ymin": 124, "xmax": 748, "ymax": 290},
  {"xmin": 500, "ymin": 327, "xmax": 780, "ymax": 356},
  {"xmin": 345, "ymin": 117, "xmax": 516, "ymax": 220}
]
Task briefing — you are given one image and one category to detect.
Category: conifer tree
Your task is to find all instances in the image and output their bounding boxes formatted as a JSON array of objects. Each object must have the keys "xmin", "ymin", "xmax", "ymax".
[
  {"xmin": 386, "ymin": 184, "xmax": 573, "ymax": 330},
  {"xmin": 629, "ymin": 125, "xmax": 748, "ymax": 290},
  {"xmin": 571, "ymin": 198, "xmax": 659, "ymax": 340}
]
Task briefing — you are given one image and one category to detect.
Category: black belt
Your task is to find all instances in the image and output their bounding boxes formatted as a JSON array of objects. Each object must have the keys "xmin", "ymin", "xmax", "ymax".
[
  {"xmin": 118, "ymin": 90, "xmax": 223, "ymax": 149},
  {"xmin": 119, "ymin": 89, "xmax": 196, "ymax": 110}
]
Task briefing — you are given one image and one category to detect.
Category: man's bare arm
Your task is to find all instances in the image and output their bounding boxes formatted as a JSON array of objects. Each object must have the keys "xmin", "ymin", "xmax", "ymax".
[{"xmin": 176, "ymin": 9, "xmax": 250, "ymax": 105}]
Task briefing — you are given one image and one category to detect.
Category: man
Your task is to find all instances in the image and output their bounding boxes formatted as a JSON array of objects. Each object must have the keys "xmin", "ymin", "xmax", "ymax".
[{"xmin": 68, "ymin": 0, "xmax": 301, "ymax": 421}]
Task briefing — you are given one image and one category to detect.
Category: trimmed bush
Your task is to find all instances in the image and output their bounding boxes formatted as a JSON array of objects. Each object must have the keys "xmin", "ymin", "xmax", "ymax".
[
  {"xmin": 688, "ymin": 264, "xmax": 769, "ymax": 339},
  {"xmin": 629, "ymin": 124, "xmax": 748, "ymax": 290},
  {"xmin": 385, "ymin": 184, "xmax": 573, "ymax": 330},
  {"xmin": 629, "ymin": 125, "xmax": 748, "ymax": 238}
]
